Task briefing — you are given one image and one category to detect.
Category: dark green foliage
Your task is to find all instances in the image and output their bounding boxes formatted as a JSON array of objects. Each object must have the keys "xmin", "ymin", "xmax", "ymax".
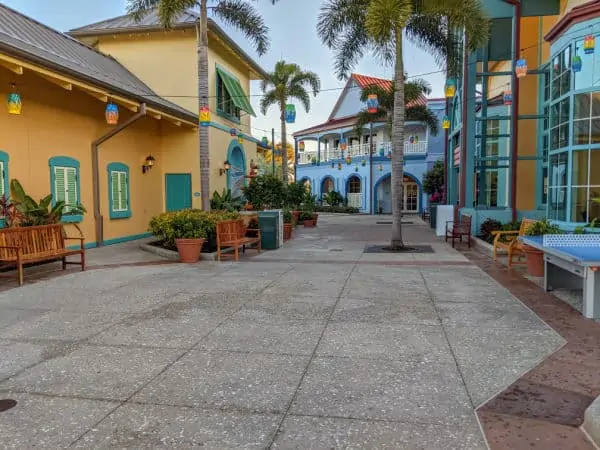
[
  {"xmin": 286, "ymin": 182, "xmax": 306, "ymax": 209},
  {"xmin": 210, "ymin": 189, "xmax": 244, "ymax": 212},
  {"xmin": 323, "ymin": 190, "xmax": 344, "ymax": 207},
  {"xmin": 282, "ymin": 208, "xmax": 293, "ymax": 224},
  {"xmin": 422, "ymin": 161, "xmax": 444, "ymax": 196},
  {"xmin": 525, "ymin": 218, "xmax": 563, "ymax": 236},
  {"xmin": 479, "ymin": 218, "xmax": 502, "ymax": 244},
  {"xmin": 242, "ymin": 175, "xmax": 286, "ymax": 210}
]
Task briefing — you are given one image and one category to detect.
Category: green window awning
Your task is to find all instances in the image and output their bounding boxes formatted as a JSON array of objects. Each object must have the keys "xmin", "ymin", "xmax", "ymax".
[{"xmin": 216, "ymin": 67, "xmax": 256, "ymax": 116}]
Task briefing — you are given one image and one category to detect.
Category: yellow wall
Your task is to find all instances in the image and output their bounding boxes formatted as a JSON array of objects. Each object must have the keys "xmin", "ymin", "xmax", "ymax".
[{"xmin": 0, "ymin": 66, "xmax": 177, "ymax": 244}]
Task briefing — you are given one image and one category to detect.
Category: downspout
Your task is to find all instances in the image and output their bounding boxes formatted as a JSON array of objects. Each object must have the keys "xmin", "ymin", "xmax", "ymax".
[
  {"xmin": 459, "ymin": 32, "xmax": 469, "ymax": 208},
  {"xmin": 91, "ymin": 103, "xmax": 147, "ymax": 247},
  {"xmin": 504, "ymin": 0, "xmax": 521, "ymax": 222},
  {"xmin": 369, "ymin": 121, "xmax": 374, "ymax": 215}
]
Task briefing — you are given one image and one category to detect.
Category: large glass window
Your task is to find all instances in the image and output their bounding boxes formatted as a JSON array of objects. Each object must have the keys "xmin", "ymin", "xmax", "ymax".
[
  {"xmin": 551, "ymin": 45, "xmax": 571, "ymax": 100},
  {"xmin": 550, "ymin": 98, "xmax": 570, "ymax": 150},
  {"xmin": 573, "ymin": 92, "xmax": 600, "ymax": 145},
  {"xmin": 574, "ymin": 36, "xmax": 600, "ymax": 91},
  {"xmin": 548, "ymin": 152, "xmax": 568, "ymax": 221}
]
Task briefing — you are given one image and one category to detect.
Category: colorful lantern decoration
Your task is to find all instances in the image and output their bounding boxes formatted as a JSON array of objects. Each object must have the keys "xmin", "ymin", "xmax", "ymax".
[
  {"xmin": 285, "ymin": 104, "xmax": 296, "ymax": 123},
  {"xmin": 199, "ymin": 106, "xmax": 210, "ymax": 126},
  {"xmin": 7, "ymin": 85, "xmax": 21, "ymax": 115},
  {"xmin": 409, "ymin": 136, "xmax": 414, "ymax": 144},
  {"xmin": 378, "ymin": 164, "xmax": 383, "ymax": 172},
  {"xmin": 367, "ymin": 94, "xmax": 379, "ymax": 113},
  {"xmin": 345, "ymin": 155, "xmax": 352, "ymax": 165},
  {"xmin": 503, "ymin": 90, "xmax": 512, "ymax": 106},
  {"xmin": 338, "ymin": 163, "xmax": 342, "ymax": 170},
  {"xmin": 261, "ymin": 136, "xmax": 268, "ymax": 147},
  {"xmin": 105, "ymin": 102, "xmax": 119, "ymax": 125},
  {"xmin": 340, "ymin": 138, "xmax": 347, "ymax": 151},
  {"xmin": 444, "ymin": 79, "xmax": 456, "ymax": 98},
  {"xmin": 299, "ymin": 141, "xmax": 305, "ymax": 152},
  {"xmin": 229, "ymin": 128, "xmax": 237, "ymax": 136},
  {"xmin": 354, "ymin": 166, "xmax": 359, "ymax": 172},
  {"xmin": 515, "ymin": 59, "xmax": 527, "ymax": 78},
  {"xmin": 442, "ymin": 116, "xmax": 450, "ymax": 130},
  {"xmin": 572, "ymin": 55, "xmax": 582, "ymax": 73},
  {"xmin": 584, "ymin": 35, "xmax": 595, "ymax": 54},
  {"xmin": 238, "ymin": 134, "xmax": 244, "ymax": 144},
  {"xmin": 361, "ymin": 159, "xmax": 366, "ymax": 167},
  {"xmin": 414, "ymin": 136, "xmax": 418, "ymax": 144}
]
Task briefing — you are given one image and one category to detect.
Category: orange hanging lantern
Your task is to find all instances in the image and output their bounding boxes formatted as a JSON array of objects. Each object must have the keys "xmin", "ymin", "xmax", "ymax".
[
  {"xmin": 105, "ymin": 102, "xmax": 119, "ymax": 125},
  {"xmin": 515, "ymin": 59, "xmax": 527, "ymax": 78}
]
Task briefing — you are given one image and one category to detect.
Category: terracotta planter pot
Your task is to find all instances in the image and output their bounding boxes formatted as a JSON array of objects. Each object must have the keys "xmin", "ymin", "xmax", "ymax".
[
  {"xmin": 244, "ymin": 204, "xmax": 254, "ymax": 211},
  {"xmin": 524, "ymin": 245, "xmax": 544, "ymax": 277},
  {"xmin": 312, "ymin": 213, "xmax": 319, "ymax": 225},
  {"xmin": 303, "ymin": 220, "xmax": 316, "ymax": 228},
  {"xmin": 283, "ymin": 223, "xmax": 293, "ymax": 241},
  {"xmin": 175, "ymin": 238, "xmax": 205, "ymax": 263}
]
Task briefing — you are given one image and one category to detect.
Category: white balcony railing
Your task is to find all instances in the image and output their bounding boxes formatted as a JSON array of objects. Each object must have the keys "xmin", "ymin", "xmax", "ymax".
[
  {"xmin": 347, "ymin": 193, "xmax": 364, "ymax": 209},
  {"xmin": 297, "ymin": 140, "xmax": 427, "ymax": 165}
]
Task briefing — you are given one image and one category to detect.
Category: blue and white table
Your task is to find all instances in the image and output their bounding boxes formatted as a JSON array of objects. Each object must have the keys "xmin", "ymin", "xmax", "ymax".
[{"xmin": 520, "ymin": 235, "xmax": 600, "ymax": 319}]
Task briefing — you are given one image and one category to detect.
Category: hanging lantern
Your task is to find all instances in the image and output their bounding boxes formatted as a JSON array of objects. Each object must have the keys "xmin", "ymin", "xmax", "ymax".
[
  {"xmin": 338, "ymin": 163, "xmax": 342, "ymax": 170},
  {"xmin": 503, "ymin": 90, "xmax": 512, "ymax": 106},
  {"xmin": 339, "ymin": 138, "xmax": 347, "ymax": 151},
  {"xmin": 409, "ymin": 136, "xmax": 414, "ymax": 144},
  {"xmin": 285, "ymin": 104, "xmax": 296, "ymax": 123},
  {"xmin": 387, "ymin": 151, "xmax": 392, "ymax": 159},
  {"xmin": 414, "ymin": 136, "xmax": 419, "ymax": 144},
  {"xmin": 515, "ymin": 59, "xmax": 528, "ymax": 78},
  {"xmin": 444, "ymin": 79, "xmax": 456, "ymax": 98},
  {"xmin": 7, "ymin": 85, "xmax": 21, "ymax": 115},
  {"xmin": 361, "ymin": 159, "xmax": 366, "ymax": 167},
  {"xmin": 354, "ymin": 166, "xmax": 359, "ymax": 172},
  {"xmin": 105, "ymin": 102, "xmax": 119, "ymax": 125},
  {"xmin": 584, "ymin": 35, "xmax": 595, "ymax": 54},
  {"xmin": 261, "ymin": 136, "xmax": 268, "ymax": 147},
  {"xmin": 367, "ymin": 94, "xmax": 379, "ymax": 113},
  {"xmin": 345, "ymin": 155, "xmax": 352, "ymax": 165},
  {"xmin": 572, "ymin": 55, "xmax": 582, "ymax": 73},
  {"xmin": 238, "ymin": 134, "xmax": 244, "ymax": 144},
  {"xmin": 229, "ymin": 128, "xmax": 237, "ymax": 136},
  {"xmin": 299, "ymin": 141, "xmax": 305, "ymax": 152},
  {"xmin": 199, "ymin": 106, "xmax": 210, "ymax": 126},
  {"xmin": 378, "ymin": 164, "xmax": 383, "ymax": 172},
  {"xmin": 442, "ymin": 115, "xmax": 450, "ymax": 130}
]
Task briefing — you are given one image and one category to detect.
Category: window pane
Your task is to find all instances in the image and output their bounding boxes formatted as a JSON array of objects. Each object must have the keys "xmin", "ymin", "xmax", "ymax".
[
  {"xmin": 66, "ymin": 168, "xmax": 77, "ymax": 209},
  {"xmin": 573, "ymin": 120, "xmax": 590, "ymax": 145},
  {"xmin": 111, "ymin": 172, "xmax": 119, "ymax": 211},
  {"xmin": 559, "ymin": 123, "xmax": 569, "ymax": 148},
  {"xmin": 548, "ymin": 187, "xmax": 567, "ymax": 221},
  {"xmin": 593, "ymin": 118, "xmax": 600, "ymax": 144},
  {"xmin": 572, "ymin": 150, "xmax": 589, "ymax": 186},
  {"xmin": 560, "ymin": 71, "xmax": 570, "ymax": 97},
  {"xmin": 571, "ymin": 187, "xmax": 589, "ymax": 222},
  {"xmin": 591, "ymin": 150, "xmax": 600, "ymax": 186},
  {"xmin": 549, "ymin": 152, "xmax": 569, "ymax": 187},
  {"xmin": 551, "ymin": 102, "xmax": 560, "ymax": 128},
  {"xmin": 592, "ymin": 92, "xmax": 600, "ymax": 118},
  {"xmin": 542, "ymin": 167, "xmax": 548, "ymax": 204},
  {"xmin": 54, "ymin": 168, "xmax": 66, "ymax": 203},
  {"xmin": 574, "ymin": 93, "xmax": 590, "ymax": 120}
]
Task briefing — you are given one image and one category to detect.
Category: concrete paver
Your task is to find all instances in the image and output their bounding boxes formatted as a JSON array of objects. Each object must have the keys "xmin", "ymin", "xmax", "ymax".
[{"xmin": 0, "ymin": 214, "xmax": 567, "ymax": 448}]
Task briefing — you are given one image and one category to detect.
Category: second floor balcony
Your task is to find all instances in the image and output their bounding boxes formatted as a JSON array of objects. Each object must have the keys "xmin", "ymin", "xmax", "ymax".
[{"xmin": 297, "ymin": 140, "xmax": 427, "ymax": 165}]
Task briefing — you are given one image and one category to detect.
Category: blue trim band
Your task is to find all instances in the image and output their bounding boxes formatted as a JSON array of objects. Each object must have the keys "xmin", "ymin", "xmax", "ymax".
[{"xmin": 67, "ymin": 232, "xmax": 152, "ymax": 250}]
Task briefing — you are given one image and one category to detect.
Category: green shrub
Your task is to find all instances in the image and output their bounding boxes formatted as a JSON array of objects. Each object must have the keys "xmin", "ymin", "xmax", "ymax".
[
  {"xmin": 149, "ymin": 209, "xmax": 240, "ymax": 249},
  {"xmin": 524, "ymin": 218, "xmax": 562, "ymax": 236},
  {"xmin": 210, "ymin": 189, "xmax": 244, "ymax": 212},
  {"xmin": 479, "ymin": 218, "xmax": 502, "ymax": 243},
  {"xmin": 282, "ymin": 208, "xmax": 293, "ymax": 224},
  {"xmin": 285, "ymin": 182, "xmax": 305, "ymax": 209},
  {"xmin": 242, "ymin": 175, "xmax": 286, "ymax": 210},
  {"xmin": 298, "ymin": 211, "xmax": 314, "ymax": 221},
  {"xmin": 323, "ymin": 191, "xmax": 344, "ymax": 207}
]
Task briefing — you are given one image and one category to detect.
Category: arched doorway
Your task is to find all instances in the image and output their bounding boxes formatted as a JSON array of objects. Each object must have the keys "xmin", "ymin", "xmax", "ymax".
[
  {"xmin": 346, "ymin": 175, "xmax": 362, "ymax": 209},
  {"xmin": 374, "ymin": 174, "xmax": 420, "ymax": 214},
  {"xmin": 227, "ymin": 141, "xmax": 246, "ymax": 198},
  {"xmin": 321, "ymin": 177, "xmax": 334, "ymax": 196}
]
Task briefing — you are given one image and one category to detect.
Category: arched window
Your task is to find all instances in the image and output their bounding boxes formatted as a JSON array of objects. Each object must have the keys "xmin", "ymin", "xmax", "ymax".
[
  {"xmin": 322, "ymin": 177, "xmax": 334, "ymax": 194},
  {"xmin": 348, "ymin": 176, "xmax": 361, "ymax": 193}
]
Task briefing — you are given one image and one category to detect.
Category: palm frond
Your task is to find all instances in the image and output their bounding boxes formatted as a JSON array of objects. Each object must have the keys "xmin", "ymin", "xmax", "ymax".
[
  {"xmin": 213, "ymin": 0, "xmax": 271, "ymax": 55},
  {"xmin": 127, "ymin": 0, "xmax": 198, "ymax": 27},
  {"xmin": 290, "ymin": 71, "xmax": 321, "ymax": 96},
  {"xmin": 354, "ymin": 108, "xmax": 387, "ymax": 135},
  {"xmin": 406, "ymin": 104, "xmax": 439, "ymax": 135},
  {"xmin": 259, "ymin": 90, "xmax": 280, "ymax": 116},
  {"xmin": 287, "ymin": 85, "xmax": 311, "ymax": 113}
]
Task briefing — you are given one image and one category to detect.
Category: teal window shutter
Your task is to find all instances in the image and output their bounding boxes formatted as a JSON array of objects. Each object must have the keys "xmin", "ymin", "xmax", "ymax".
[
  {"xmin": 49, "ymin": 156, "xmax": 82, "ymax": 224},
  {"xmin": 107, "ymin": 162, "xmax": 131, "ymax": 219},
  {"xmin": 0, "ymin": 161, "xmax": 5, "ymax": 198}
]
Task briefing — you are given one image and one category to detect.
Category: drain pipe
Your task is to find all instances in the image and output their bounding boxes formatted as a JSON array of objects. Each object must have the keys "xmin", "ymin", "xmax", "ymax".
[{"xmin": 91, "ymin": 103, "xmax": 147, "ymax": 247}]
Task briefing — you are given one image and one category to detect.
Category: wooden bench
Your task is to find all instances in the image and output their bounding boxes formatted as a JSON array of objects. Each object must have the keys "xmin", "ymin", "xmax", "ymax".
[
  {"xmin": 491, "ymin": 218, "xmax": 537, "ymax": 267},
  {"xmin": 0, "ymin": 224, "xmax": 85, "ymax": 286},
  {"xmin": 445, "ymin": 214, "xmax": 472, "ymax": 248},
  {"xmin": 216, "ymin": 219, "xmax": 261, "ymax": 262}
]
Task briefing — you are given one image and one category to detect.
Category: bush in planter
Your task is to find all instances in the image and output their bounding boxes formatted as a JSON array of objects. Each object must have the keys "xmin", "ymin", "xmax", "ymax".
[
  {"xmin": 286, "ymin": 182, "xmax": 305, "ymax": 210},
  {"xmin": 323, "ymin": 191, "xmax": 344, "ymax": 207},
  {"xmin": 283, "ymin": 209, "xmax": 293, "ymax": 224},
  {"xmin": 210, "ymin": 189, "xmax": 244, "ymax": 212},
  {"xmin": 523, "ymin": 218, "xmax": 563, "ymax": 277},
  {"xmin": 298, "ymin": 211, "xmax": 314, "ymax": 222},
  {"xmin": 524, "ymin": 218, "xmax": 562, "ymax": 237},
  {"xmin": 479, "ymin": 218, "xmax": 502, "ymax": 244},
  {"xmin": 242, "ymin": 175, "xmax": 286, "ymax": 210}
]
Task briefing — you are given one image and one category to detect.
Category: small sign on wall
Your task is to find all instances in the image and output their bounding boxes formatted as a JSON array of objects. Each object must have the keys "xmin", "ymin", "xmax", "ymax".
[{"xmin": 193, "ymin": 192, "xmax": 201, "ymax": 197}]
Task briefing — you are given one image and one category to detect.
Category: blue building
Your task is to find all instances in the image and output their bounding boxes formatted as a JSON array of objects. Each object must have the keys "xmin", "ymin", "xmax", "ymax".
[{"xmin": 293, "ymin": 74, "xmax": 446, "ymax": 214}]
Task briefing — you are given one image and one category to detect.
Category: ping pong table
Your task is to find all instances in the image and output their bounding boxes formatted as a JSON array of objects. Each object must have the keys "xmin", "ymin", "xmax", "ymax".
[{"xmin": 520, "ymin": 235, "xmax": 600, "ymax": 319}]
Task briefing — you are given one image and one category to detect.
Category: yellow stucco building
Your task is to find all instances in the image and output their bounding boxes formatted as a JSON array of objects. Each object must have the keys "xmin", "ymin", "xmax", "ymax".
[{"xmin": 0, "ymin": 5, "xmax": 265, "ymax": 248}]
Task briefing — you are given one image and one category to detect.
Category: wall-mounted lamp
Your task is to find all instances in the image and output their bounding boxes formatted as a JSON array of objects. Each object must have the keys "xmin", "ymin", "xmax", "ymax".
[
  {"xmin": 219, "ymin": 160, "xmax": 231, "ymax": 176},
  {"xmin": 142, "ymin": 155, "xmax": 156, "ymax": 174}
]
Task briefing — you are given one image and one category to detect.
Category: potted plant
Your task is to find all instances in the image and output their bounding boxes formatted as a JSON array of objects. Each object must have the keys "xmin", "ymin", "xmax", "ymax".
[
  {"xmin": 523, "ymin": 218, "xmax": 562, "ymax": 277},
  {"xmin": 171, "ymin": 211, "xmax": 206, "ymax": 263},
  {"xmin": 246, "ymin": 218, "xmax": 260, "ymax": 238},
  {"xmin": 300, "ymin": 210, "xmax": 316, "ymax": 227},
  {"xmin": 283, "ymin": 209, "xmax": 293, "ymax": 240}
]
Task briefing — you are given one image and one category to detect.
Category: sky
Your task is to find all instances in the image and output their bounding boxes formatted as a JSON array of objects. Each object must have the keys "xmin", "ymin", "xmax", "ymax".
[{"xmin": 3, "ymin": 0, "xmax": 446, "ymax": 144}]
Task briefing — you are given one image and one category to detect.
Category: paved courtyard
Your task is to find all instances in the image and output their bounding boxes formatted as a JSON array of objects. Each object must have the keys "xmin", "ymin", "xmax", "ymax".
[{"xmin": 0, "ymin": 215, "xmax": 585, "ymax": 448}]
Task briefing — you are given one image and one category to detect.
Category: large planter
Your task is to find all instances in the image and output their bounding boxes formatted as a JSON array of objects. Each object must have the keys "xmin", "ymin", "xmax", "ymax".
[
  {"xmin": 312, "ymin": 213, "xmax": 319, "ymax": 225},
  {"xmin": 283, "ymin": 223, "xmax": 293, "ymax": 241},
  {"xmin": 303, "ymin": 219, "xmax": 316, "ymax": 228},
  {"xmin": 524, "ymin": 245, "xmax": 544, "ymax": 277},
  {"xmin": 175, "ymin": 238, "xmax": 205, "ymax": 263}
]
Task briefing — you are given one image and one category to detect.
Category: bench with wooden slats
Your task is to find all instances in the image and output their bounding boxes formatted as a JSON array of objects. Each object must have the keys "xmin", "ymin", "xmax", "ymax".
[
  {"xmin": 0, "ymin": 224, "xmax": 85, "ymax": 285},
  {"xmin": 216, "ymin": 219, "xmax": 261, "ymax": 262}
]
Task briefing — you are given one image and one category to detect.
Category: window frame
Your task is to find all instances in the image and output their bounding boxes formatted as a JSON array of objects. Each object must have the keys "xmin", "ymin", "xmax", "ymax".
[
  {"xmin": 107, "ymin": 162, "xmax": 131, "ymax": 219},
  {"xmin": 49, "ymin": 156, "xmax": 82, "ymax": 223},
  {"xmin": 216, "ymin": 72, "xmax": 241, "ymax": 123}
]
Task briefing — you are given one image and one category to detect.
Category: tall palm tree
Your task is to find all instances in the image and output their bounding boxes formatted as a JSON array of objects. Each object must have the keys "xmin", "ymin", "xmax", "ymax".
[
  {"xmin": 260, "ymin": 61, "xmax": 321, "ymax": 184},
  {"xmin": 127, "ymin": 0, "xmax": 279, "ymax": 211},
  {"xmin": 354, "ymin": 78, "xmax": 439, "ymax": 136},
  {"xmin": 318, "ymin": 0, "xmax": 489, "ymax": 249}
]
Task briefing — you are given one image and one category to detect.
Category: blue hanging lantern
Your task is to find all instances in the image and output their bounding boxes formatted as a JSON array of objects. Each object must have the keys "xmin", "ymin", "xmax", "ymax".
[
  {"xmin": 503, "ymin": 90, "xmax": 512, "ymax": 106},
  {"xmin": 229, "ymin": 128, "xmax": 237, "ymax": 136},
  {"xmin": 285, "ymin": 104, "xmax": 296, "ymax": 123},
  {"xmin": 105, "ymin": 102, "xmax": 119, "ymax": 125},
  {"xmin": 515, "ymin": 59, "xmax": 527, "ymax": 78},
  {"xmin": 261, "ymin": 136, "xmax": 268, "ymax": 147},
  {"xmin": 572, "ymin": 55, "xmax": 582, "ymax": 72}
]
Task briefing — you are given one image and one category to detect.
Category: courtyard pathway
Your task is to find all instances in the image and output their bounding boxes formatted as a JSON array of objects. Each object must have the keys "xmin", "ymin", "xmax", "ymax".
[{"xmin": 0, "ymin": 215, "xmax": 583, "ymax": 448}]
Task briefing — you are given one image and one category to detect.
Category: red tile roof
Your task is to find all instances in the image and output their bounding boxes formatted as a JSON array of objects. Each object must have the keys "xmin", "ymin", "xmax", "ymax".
[{"xmin": 351, "ymin": 73, "xmax": 427, "ymax": 107}]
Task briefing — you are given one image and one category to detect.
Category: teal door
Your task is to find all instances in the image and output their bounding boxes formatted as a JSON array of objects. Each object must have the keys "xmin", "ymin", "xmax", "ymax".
[{"xmin": 165, "ymin": 173, "xmax": 192, "ymax": 212}]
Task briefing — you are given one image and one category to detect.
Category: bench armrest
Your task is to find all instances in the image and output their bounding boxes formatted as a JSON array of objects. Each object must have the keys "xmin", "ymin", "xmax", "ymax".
[
  {"xmin": 64, "ymin": 237, "xmax": 85, "ymax": 240},
  {"xmin": 491, "ymin": 230, "xmax": 519, "ymax": 236},
  {"xmin": 0, "ymin": 245, "xmax": 21, "ymax": 250}
]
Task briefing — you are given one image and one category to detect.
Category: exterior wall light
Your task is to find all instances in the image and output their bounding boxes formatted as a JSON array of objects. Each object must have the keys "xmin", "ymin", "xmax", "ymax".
[
  {"xmin": 220, "ymin": 160, "xmax": 231, "ymax": 176},
  {"xmin": 142, "ymin": 155, "xmax": 155, "ymax": 174}
]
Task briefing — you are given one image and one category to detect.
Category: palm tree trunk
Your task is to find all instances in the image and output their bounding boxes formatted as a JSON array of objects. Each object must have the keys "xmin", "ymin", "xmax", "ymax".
[
  {"xmin": 198, "ymin": 0, "xmax": 210, "ymax": 210},
  {"xmin": 390, "ymin": 28, "xmax": 405, "ymax": 249},
  {"xmin": 280, "ymin": 103, "xmax": 288, "ymax": 183}
]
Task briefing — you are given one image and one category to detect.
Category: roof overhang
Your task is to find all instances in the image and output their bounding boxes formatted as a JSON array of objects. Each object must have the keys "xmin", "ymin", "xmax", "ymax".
[
  {"xmin": 0, "ymin": 46, "xmax": 197, "ymax": 127},
  {"xmin": 69, "ymin": 19, "xmax": 267, "ymax": 80}
]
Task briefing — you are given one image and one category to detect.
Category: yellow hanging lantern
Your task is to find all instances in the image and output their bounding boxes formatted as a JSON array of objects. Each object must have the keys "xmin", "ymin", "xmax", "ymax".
[
  {"xmin": 444, "ymin": 79, "xmax": 456, "ymax": 98},
  {"xmin": 199, "ymin": 106, "xmax": 210, "ymax": 126},
  {"xmin": 7, "ymin": 84, "xmax": 21, "ymax": 115},
  {"xmin": 442, "ymin": 115, "xmax": 450, "ymax": 130}
]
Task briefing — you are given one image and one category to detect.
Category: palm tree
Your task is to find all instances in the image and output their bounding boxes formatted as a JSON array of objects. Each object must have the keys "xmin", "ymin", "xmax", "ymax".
[
  {"xmin": 318, "ymin": 0, "xmax": 489, "ymax": 249},
  {"xmin": 127, "ymin": 0, "xmax": 279, "ymax": 211},
  {"xmin": 354, "ymin": 78, "xmax": 439, "ymax": 136},
  {"xmin": 260, "ymin": 61, "xmax": 321, "ymax": 184}
]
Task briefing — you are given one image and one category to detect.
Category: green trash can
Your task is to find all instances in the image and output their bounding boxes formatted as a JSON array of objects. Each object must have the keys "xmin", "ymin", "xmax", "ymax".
[
  {"xmin": 258, "ymin": 210, "xmax": 283, "ymax": 249},
  {"xmin": 430, "ymin": 204, "xmax": 438, "ymax": 229}
]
